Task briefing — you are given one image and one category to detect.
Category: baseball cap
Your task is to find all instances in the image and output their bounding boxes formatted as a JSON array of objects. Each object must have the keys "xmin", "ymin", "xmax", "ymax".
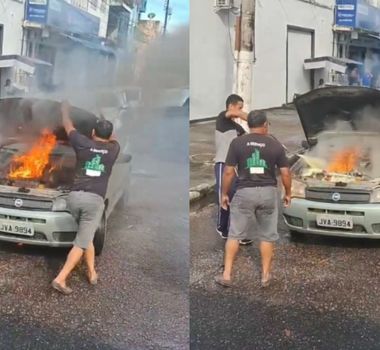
[{"xmin": 247, "ymin": 110, "xmax": 268, "ymax": 128}]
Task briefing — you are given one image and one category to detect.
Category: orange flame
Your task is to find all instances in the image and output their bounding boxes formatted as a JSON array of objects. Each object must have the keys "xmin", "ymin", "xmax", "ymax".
[
  {"xmin": 8, "ymin": 129, "xmax": 57, "ymax": 180},
  {"xmin": 327, "ymin": 147, "xmax": 360, "ymax": 173}
]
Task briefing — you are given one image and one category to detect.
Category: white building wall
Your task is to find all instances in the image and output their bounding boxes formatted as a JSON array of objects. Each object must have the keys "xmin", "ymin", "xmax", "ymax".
[
  {"xmin": 0, "ymin": 0, "xmax": 24, "ymax": 55},
  {"xmin": 190, "ymin": 0, "xmax": 335, "ymax": 120},
  {"xmin": 190, "ymin": 0, "xmax": 235, "ymax": 120},
  {"xmin": 87, "ymin": 0, "xmax": 109, "ymax": 37},
  {"xmin": 252, "ymin": 0, "xmax": 335, "ymax": 110}
]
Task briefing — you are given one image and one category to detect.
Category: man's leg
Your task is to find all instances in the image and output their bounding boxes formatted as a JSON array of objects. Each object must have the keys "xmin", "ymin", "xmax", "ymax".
[
  {"xmin": 84, "ymin": 242, "xmax": 97, "ymax": 282},
  {"xmin": 53, "ymin": 246, "xmax": 84, "ymax": 287},
  {"xmin": 215, "ymin": 162, "xmax": 228, "ymax": 237},
  {"xmin": 222, "ymin": 239, "xmax": 240, "ymax": 281},
  {"xmin": 255, "ymin": 187, "xmax": 279, "ymax": 285},
  {"xmin": 260, "ymin": 241, "xmax": 274, "ymax": 282}
]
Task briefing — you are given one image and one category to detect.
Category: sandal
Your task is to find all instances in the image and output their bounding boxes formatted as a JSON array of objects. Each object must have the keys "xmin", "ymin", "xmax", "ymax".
[
  {"xmin": 261, "ymin": 274, "xmax": 271, "ymax": 288},
  {"xmin": 51, "ymin": 280, "xmax": 73, "ymax": 295},
  {"xmin": 215, "ymin": 275, "xmax": 233, "ymax": 288},
  {"xmin": 87, "ymin": 272, "xmax": 98, "ymax": 285}
]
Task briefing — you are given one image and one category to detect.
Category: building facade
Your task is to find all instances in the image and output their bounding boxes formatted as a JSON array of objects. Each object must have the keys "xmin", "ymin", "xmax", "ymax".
[
  {"xmin": 0, "ymin": 0, "xmax": 25, "ymax": 55},
  {"xmin": 190, "ymin": 0, "xmax": 335, "ymax": 120},
  {"xmin": 334, "ymin": 0, "xmax": 380, "ymax": 87}
]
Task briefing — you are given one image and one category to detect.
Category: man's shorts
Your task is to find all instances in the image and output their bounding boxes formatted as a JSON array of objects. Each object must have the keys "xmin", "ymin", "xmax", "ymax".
[
  {"xmin": 228, "ymin": 187, "xmax": 279, "ymax": 242},
  {"xmin": 67, "ymin": 191, "xmax": 105, "ymax": 249}
]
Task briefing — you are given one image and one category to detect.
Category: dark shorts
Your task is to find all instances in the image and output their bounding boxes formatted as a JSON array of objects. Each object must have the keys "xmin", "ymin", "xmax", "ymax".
[{"xmin": 228, "ymin": 187, "xmax": 279, "ymax": 242}]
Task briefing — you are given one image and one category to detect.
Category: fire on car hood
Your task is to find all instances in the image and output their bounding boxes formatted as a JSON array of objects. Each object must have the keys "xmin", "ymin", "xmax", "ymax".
[{"xmin": 294, "ymin": 86, "xmax": 380, "ymax": 141}]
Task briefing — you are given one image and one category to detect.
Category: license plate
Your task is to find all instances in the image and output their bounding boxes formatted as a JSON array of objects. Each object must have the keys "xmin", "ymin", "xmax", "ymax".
[
  {"xmin": 0, "ymin": 220, "xmax": 34, "ymax": 236},
  {"xmin": 316, "ymin": 214, "xmax": 353, "ymax": 230}
]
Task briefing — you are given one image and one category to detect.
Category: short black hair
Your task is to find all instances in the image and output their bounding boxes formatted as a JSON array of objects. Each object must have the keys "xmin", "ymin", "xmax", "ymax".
[
  {"xmin": 94, "ymin": 119, "xmax": 113, "ymax": 139},
  {"xmin": 247, "ymin": 110, "xmax": 268, "ymax": 128},
  {"xmin": 226, "ymin": 94, "xmax": 244, "ymax": 109}
]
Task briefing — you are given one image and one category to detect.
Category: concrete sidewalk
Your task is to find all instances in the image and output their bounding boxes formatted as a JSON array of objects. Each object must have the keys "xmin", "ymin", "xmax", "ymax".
[{"xmin": 189, "ymin": 107, "xmax": 305, "ymax": 202}]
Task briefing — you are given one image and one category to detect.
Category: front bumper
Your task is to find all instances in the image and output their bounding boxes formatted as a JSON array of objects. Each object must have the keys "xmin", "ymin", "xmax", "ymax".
[
  {"xmin": 283, "ymin": 198, "xmax": 380, "ymax": 238},
  {"xmin": 0, "ymin": 207, "xmax": 78, "ymax": 247}
]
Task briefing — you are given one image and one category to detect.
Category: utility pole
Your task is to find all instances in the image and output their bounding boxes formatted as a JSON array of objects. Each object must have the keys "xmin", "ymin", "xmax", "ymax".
[
  {"xmin": 234, "ymin": 0, "xmax": 255, "ymax": 112},
  {"xmin": 163, "ymin": 0, "xmax": 170, "ymax": 35}
]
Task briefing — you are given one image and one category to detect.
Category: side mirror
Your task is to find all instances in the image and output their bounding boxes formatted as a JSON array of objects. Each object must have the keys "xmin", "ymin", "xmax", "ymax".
[
  {"xmin": 301, "ymin": 140, "xmax": 309, "ymax": 149},
  {"xmin": 117, "ymin": 153, "xmax": 132, "ymax": 164}
]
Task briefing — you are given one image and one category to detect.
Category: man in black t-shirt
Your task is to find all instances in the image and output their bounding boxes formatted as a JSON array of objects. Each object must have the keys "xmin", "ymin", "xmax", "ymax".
[
  {"xmin": 52, "ymin": 101, "xmax": 120, "ymax": 295},
  {"xmin": 215, "ymin": 94, "xmax": 249, "ymax": 243},
  {"xmin": 215, "ymin": 110, "xmax": 292, "ymax": 288}
]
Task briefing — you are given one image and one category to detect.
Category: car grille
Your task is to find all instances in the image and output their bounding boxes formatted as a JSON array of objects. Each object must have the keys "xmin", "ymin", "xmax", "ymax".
[
  {"xmin": 305, "ymin": 188, "xmax": 370, "ymax": 204},
  {"xmin": 0, "ymin": 194, "xmax": 53, "ymax": 211}
]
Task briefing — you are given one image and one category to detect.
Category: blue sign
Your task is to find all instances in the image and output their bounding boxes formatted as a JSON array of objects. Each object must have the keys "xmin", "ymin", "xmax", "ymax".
[
  {"xmin": 26, "ymin": 0, "xmax": 48, "ymax": 24},
  {"xmin": 356, "ymin": 0, "xmax": 380, "ymax": 32},
  {"xmin": 25, "ymin": 0, "xmax": 100, "ymax": 36},
  {"xmin": 47, "ymin": 0, "xmax": 100, "ymax": 36},
  {"xmin": 335, "ymin": 0, "xmax": 357, "ymax": 27},
  {"xmin": 335, "ymin": 0, "xmax": 380, "ymax": 33}
]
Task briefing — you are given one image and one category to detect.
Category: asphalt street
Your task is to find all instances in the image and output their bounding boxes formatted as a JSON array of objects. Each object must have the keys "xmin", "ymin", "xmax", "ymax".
[
  {"xmin": 190, "ymin": 203, "xmax": 380, "ymax": 350},
  {"xmin": 0, "ymin": 107, "xmax": 189, "ymax": 349}
]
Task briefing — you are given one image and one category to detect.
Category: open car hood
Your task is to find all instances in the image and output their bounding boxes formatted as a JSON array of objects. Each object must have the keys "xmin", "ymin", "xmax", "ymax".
[
  {"xmin": 294, "ymin": 86, "xmax": 380, "ymax": 141},
  {"xmin": 0, "ymin": 97, "xmax": 98, "ymax": 140}
]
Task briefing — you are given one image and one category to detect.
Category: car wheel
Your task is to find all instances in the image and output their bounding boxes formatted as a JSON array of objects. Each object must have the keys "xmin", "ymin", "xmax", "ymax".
[{"xmin": 94, "ymin": 211, "xmax": 107, "ymax": 256}]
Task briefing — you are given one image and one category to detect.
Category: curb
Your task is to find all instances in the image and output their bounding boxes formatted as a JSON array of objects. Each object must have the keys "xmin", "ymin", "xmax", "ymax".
[{"xmin": 189, "ymin": 183, "xmax": 215, "ymax": 203}]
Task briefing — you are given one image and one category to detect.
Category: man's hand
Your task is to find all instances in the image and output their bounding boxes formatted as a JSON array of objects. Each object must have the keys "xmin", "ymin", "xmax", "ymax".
[
  {"xmin": 61, "ymin": 100, "xmax": 75, "ymax": 135},
  {"xmin": 280, "ymin": 167, "xmax": 292, "ymax": 208},
  {"xmin": 283, "ymin": 195, "xmax": 291, "ymax": 208},
  {"xmin": 226, "ymin": 110, "xmax": 248, "ymax": 121},
  {"xmin": 61, "ymin": 100, "xmax": 70, "ymax": 117},
  {"xmin": 221, "ymin": 194, "xmax": 230, "ymax": 210}
]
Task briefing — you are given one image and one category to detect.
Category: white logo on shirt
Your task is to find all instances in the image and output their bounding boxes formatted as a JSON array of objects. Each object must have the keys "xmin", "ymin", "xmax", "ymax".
[
  {"xmin": 246, "ymin": 141, "xmax": 266, "ymax": 148},
  {"xmin": 90, "ymin": 148, "xmax": 109, "ymax": 154}
]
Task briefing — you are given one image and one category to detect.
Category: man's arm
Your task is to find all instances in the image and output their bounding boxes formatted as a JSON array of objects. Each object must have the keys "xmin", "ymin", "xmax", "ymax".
[
  {"xmin": 225, "ymin": 110, "xmax": 248, "ymax": 121},
  {"xmin": 221, "ymin": 166, "xmax": 236, "ymax": 209},
  {"xmin": 280, "ymin": 167, "xmax": 292, "ymax": 207},
  {"xmin": 61, "ymin": 101, "xmax": 75, "ymax": 135}
]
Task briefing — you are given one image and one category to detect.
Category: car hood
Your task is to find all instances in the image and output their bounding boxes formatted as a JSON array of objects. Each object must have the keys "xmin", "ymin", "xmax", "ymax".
[
  {"xmin": 294, "ymin": 86, "xmax": 380, "ymax": 141},
  {"xmin": 0, "ymin": 97, "xmax": 98, "ymax": 140}
]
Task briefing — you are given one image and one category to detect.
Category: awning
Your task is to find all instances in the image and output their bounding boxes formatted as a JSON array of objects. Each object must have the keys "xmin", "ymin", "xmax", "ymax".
[
  {"xmin": 304, "ymin": 56, "xmax": 362, "ymax": 73},
  {"xmin": 0, "ymin": 55, "xmax": 52, "ymax": 74},
  {"xmin": 60, "ymin": 33, "xmax": 116, "ymax": 56}
]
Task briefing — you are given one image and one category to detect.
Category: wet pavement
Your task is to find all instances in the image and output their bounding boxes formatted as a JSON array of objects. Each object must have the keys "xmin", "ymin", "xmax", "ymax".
[
  {"xmin": 0, "ymin": 107, "xmax": 189, "ymax": 349},
  {"xmin": 190, "ymin": 204, "xmax": 380, "ymax": 349}
]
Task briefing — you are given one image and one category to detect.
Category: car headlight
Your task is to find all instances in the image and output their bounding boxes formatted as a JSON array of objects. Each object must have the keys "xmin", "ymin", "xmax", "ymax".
[
  {"xmin": 371, "ymin": 188, "xmax": 380, "ymax": 203},
  {"xmin": 52, "ymin": 197, "xmax": 68, "ymax": 211},
  {"xmin": 291, "ymin": 179, "xmax": 306, "ymax": 199}
]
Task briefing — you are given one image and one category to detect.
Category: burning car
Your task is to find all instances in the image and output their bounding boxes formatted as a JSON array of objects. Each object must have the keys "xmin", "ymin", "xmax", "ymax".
[
  {"xmin": 0, "ymin": 98, "xmax": 131, "ymax": 254},
  {"xmin": 283, "ymin": 86, "xmax": 380, "ymax": 239}
]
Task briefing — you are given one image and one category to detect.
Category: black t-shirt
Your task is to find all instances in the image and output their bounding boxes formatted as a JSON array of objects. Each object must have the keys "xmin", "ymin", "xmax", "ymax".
[
  {"xmin": 215, "ymin": 111, "xmax": 246, "ymax": 135},
  {"xmin": 69, "ymin": 130, "xmax": 120, "ymax": 198},
  {"xmin": 225, "ymin": 133, "xmax": 289, "ymax": 189}
]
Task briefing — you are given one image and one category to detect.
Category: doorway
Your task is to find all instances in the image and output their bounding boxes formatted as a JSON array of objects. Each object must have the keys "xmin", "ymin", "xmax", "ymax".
[{"xmin": 286, "ymin": 25, "xmax": 315, "ymax": 103}]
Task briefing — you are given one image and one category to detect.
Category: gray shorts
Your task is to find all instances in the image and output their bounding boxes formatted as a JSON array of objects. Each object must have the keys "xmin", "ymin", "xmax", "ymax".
[
  {"xmin": 229, "ymin": 187, "xmax": 279, "ymax": 242},
  {"xmin": 67, "ymin": 191, "xmax": 105, "ymax": 249}
]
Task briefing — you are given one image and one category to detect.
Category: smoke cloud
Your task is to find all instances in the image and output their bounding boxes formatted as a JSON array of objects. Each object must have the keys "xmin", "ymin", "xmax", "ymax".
[{"xmin": 301, "ymin": 105, "xmax": 380, "ymax": 179}]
